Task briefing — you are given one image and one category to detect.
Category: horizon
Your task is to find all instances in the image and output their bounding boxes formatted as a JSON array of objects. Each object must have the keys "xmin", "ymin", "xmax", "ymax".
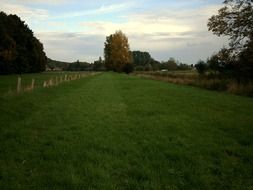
[{"xmin": 1, "ymin": 0, "xmax": 228, "ymax": 64}]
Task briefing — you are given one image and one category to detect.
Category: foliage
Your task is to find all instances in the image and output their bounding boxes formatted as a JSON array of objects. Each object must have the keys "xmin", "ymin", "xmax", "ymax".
[
  {"xmin": 208, "ymin": 0, "xmax": 253, "ymax": 51},
  {"xmin": 207, "ymin": 48, "xmax": 234, "ymax": 75},
  {"xmin": 93, "ymin": 57, "xmax": 105, "ymax": 71},
  {"xmin": 178, "ymin": 63, "xmax": 193, "ymax": 70},
  {"xmin": 195, "ymin": 60, "xmax": 208, "ymax": 74},
  {"xmin": 239, "ymin": 36, "xmax": 253, "ymax": 80},
  {"xmin": 135, "ymin": 71, "xmax": 253, "ymax": 96},
  {"xmin": 131, "ymin": 50, "xmax": 162, "ymax": 71},
  {"xmin": 64, "ymin": 60, "xmax": 92, "ymax": 71},
  {"xmin": 47, "ymin": 58, "xmax": 69, "ymax": 71},
  {"xmin": 104, "ymin": 31, "xmax": 133, "ymax": 73},
  {"xmin": 132, "ymin": 51, "xmax": 152, "ymax": 66},
  {"xmin": 160, "ymin": 58, "xmax": 178, "ymax": 70},
  {"xmin": 0, "ymin": 12, "xmax": 47, "ymax": 74},
  {"xmin": 207, "ymin": 0, "xmax": 253, "ymax": 81},
  {"xmin": 122, "ymin": 63, "xmax": 134, "ymax": 74}
]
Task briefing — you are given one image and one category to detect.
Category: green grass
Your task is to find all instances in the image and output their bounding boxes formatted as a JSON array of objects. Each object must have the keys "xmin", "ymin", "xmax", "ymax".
[
  {"xmin": 0, "ymin": 72, "xmax": 253, "ymax": 189},
  {"xmin": 0, "ymin": 72, "xmax": 90, "ymax": 95}
]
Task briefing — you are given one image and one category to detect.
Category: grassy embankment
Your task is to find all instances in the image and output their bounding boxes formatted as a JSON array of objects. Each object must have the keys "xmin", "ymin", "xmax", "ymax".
[
  {"xmin": 134, "ymin": 71, "xmax": 253, "ymax": 96},
  {"xmin": 0, "ymin": 72, "xmax": 253, "ymax": 189}
]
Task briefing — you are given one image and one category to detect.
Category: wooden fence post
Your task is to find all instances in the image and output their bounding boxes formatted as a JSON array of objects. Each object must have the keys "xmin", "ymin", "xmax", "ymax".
[
  {"xmin": 31, "ymin": 79, "xmax": 35, "ymax": 91},
  {"xmin": 43, "ymin": 81, "xmax": 47, "ymax": 87},
  {"xmin": 17, "ymin": 77, "xmax": 22, "ymax": 93}
]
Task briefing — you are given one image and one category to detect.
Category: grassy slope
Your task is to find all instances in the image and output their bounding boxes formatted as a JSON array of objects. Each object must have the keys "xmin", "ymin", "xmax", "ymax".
[{"xmin": 0, "ymin": 72, "xmax": 253, "ymax": 189}]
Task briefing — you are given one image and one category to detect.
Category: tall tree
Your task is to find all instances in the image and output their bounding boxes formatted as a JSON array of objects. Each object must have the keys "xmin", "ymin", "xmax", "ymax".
[
  {"xmin": 132, "ymin": 51, "xmax": 152, "ymax": 66},
  {"xmin": 0, "ymin": 12, "xmax": 47, "ymax": 74},
  {"xmin": 207, "ymin": 0, "xmax": 253, "ymax": 80},
  {"xmin": 104, "ymin": 30, "xmax": 132, "ymax": 72},
  {"xmin": 207, "ymin": 0, "xmax": 253, "ymax": 52}
]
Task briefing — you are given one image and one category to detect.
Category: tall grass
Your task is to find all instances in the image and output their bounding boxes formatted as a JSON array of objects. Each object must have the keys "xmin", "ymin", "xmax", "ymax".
[{"xmin": 134, "ymin": 71, "xmax": 253, "ymax": 96}]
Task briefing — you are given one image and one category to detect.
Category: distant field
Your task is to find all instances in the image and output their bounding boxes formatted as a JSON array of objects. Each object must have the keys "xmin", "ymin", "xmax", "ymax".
[{"xmin": 0, "ymin": 72, "xmax": 253, "ymax": 189}]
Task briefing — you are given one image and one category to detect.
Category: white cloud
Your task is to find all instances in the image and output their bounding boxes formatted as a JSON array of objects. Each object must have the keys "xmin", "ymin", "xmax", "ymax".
[
  {"xmin": 78, "ymin": 4, "xmax": 227, "ymax": 59},
  {"xmin": 54, "ymin": 2, "xmax": 135, "ymax": 19},
  {"xmin": 1, "ymin": 3, "xmax": 49, "ymax": 22},
  {"xmin": 5, "ymin": 0, "xmax": 67, "ymax": 5},
  {"xmin": 35, "ymin": 32, "xmax": 104, "ymax": 62},
  {"xmin": 1, "ymin": 0, "xmax": 227, "ymax": 64}
]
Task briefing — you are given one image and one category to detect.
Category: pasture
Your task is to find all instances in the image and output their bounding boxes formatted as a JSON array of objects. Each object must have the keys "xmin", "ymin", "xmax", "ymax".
[{"xmin": 0, "ymin": 72, "xmax": 253, "ymax": 189}]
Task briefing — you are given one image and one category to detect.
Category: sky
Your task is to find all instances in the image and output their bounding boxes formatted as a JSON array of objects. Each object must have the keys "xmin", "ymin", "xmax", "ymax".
[{"xmin": 1, "ymin": 0, "xmax": 228, "ymax": 64}]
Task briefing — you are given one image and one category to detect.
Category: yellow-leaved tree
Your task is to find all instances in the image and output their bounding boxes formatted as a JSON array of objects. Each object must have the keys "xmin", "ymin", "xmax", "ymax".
[{"xmin": 104, "ymin": 30, "xmax": 133, "ymax": 73}]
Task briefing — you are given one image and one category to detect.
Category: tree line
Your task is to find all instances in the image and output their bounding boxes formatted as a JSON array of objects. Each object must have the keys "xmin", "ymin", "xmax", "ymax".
[
  {"xmin": 1, "ymin": 0, "xmax": 252, "ymax": 81},
  {"xmin": 47, "ymin": 52, "xmax": 192, "ymax": 72},
  {"xmin": 0, "ymin": 12, "xmax": 47, "ymax": 74}
]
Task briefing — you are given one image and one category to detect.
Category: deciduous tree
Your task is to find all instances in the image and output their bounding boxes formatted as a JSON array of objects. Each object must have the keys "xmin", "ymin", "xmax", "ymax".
[
  {"xmin": 0, "ymin": 12, "xmax": 46, "ymax": 74},
  {"xmin": 208, "ymin": 0, "xmax": 253, "ymax": 52},
  {"xmin": 104, "ymin": 31, "xmax": 132, "ymax": 73},
  {"xmin": 207, "ymin": 0, "xmax": 253, "ymax": 80}
]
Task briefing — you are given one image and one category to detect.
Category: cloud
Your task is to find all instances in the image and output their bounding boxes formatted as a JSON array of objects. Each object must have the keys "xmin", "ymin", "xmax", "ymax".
[
  {"xmin": 5, "ymin": 0, "xmax": 67, "ymax": 5},
  {"xmin": 77, "ymin": 4, "xmax": 227, "ymax": 63},
  {"xmin": 53, "ymin": 2, "xmax": 135, "ymax": 19},
  {"xmin": 1, "ymin": 3, "xmax": 49, "ymax": 22},
  {"xmin": 36, "ymin": 32, "xmax": 105, "ymax": 62},
  {"xmin": 1, "ymin": 0, "xmax": 227, "ymax": 64}
]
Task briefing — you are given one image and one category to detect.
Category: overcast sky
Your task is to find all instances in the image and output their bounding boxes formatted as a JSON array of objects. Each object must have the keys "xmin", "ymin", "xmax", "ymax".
[{"xmin": 1, "ymin": 0, "xmax": 228, "ymax": 64}]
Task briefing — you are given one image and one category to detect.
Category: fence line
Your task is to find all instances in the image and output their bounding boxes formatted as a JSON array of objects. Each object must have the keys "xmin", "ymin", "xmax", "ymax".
[{"xmin": 5, "ymin": 72, "xmax": 100, "ymax": 95}]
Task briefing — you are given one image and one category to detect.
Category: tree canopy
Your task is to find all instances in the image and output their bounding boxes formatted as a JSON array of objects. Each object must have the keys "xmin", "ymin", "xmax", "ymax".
[
  {"xmin": 207, "ymin": 0, "xmax": 253, "ymax": 80},
  {"xmin": 0, "ymin": 11, "xmax": 47, "ymax": 74},
  {"xmin": 104, "ymin": 31, "xmax": 133, "ymax": 73},
  {"xmin": 132, "ymin": 51, "xmax": 152, "ymax": 66},
  {"xmin": 208, "ymin": 0, "xmax": 253, "ymax": 51}
]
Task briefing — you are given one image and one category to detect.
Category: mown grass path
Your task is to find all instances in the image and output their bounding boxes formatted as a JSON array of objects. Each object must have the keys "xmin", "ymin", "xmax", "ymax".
[{"xmin": 0, "ymin": 72, "xmax": 253, "ymax": 189}]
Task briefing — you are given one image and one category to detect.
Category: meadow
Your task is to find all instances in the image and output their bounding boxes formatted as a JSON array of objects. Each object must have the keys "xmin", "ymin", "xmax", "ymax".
[{"xmin": 0, "ymin": 72, "xmax": 253, "ymax": 189}]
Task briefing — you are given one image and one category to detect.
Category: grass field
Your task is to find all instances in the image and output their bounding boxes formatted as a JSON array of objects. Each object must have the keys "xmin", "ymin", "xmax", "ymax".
[
  {"xmin": 0, "ymin": 72, "xmax": 253, "ymax": 189},
  {"xmin": 0, "ymin": 72, "xmax": 95, "ymax": 95}
]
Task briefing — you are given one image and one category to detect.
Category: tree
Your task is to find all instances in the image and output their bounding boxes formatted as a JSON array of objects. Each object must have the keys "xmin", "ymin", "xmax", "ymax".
[
  {"xmin": 160, "ymin": 58, "xmax": 178, "ymax": 71},
  {"xmin": 0, "ymin": 12, "xmax": 46, "ymax": 74},
  {"xmin": 239, "ymin": 35, "xmax": 253, "ymax": 80},
  {"xmin": 208, "ymin": 0, "xmax": 253, "ymax": 52},
  {"xmin": 195, "ymin": 60, "xmax": 208, "ymax": 74},
  {"xmin": 207, "ymin": 48, "xmax": 234, "ymax": 75},
  {"xmin": 104, "ymin": 31, "xmax": 133, "ymax": 73},
  {"xmin": 93, "ymin": 57, "xmax": 105, "ymax": 71},
  {"xmin": 132, "ymin": 51, "xmax": 152, "ymax": 66},
  {"xmin": 208, "ymin": 0, "xmax": 253, "ymax": 80}
]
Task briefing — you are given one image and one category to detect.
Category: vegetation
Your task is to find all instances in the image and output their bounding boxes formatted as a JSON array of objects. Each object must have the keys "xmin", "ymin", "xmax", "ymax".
[
  {"xmin": 0, "ymin": 12, "xmax": 46, "ymax": 74},
  {"xmin": 131, "ymin": 51, "xmax": 192, "ymax": 71},
  {"xmin": 46, "ymin": 58, "xmax": 105, "ymax": 72},
  {"xmin": 195, "ymin": 60, "xmax": 208, "ymax": 74},
  {"xmin": 47, "ymin": 58, "xmax": 69, "ymax": 71},
  {"xmin": 134, "ymin": 71, "xmax": 253, "ymax": 96},
  {"xmin": 104, "ymin": 31, "xmax": 133, "ymax": 73},
  {"xmin": 0, "ymin": 72, "xmax": 253, "ymax": 189},
  {"xmin": 64, "ymin": 60, "xmax": 92, "ymax": 71},
  {"xmin": 93, "ymin": 57, "xmax": 106, "ymax": 71},
  {"xmin": 207, "ymin": 0, "xmax": 253, "ymax": 81}
]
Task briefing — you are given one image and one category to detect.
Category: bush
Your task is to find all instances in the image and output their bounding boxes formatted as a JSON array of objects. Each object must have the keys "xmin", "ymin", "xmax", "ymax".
[
  {"xmin": 123, "ymin": 63, "xmax": 134, "ymax": 74},
  {"xmin": 195, "ymin": 60, "xmax": 208, "ymax": 74}
]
